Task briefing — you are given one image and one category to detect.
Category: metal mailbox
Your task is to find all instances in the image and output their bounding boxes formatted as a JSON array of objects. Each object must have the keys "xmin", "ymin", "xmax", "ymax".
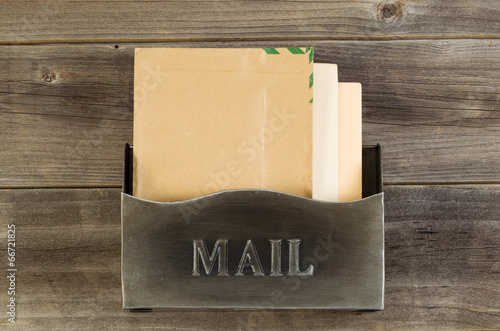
[{"xmin": 121, "ymin": 144, "xmax": 384, "ymax": 310}]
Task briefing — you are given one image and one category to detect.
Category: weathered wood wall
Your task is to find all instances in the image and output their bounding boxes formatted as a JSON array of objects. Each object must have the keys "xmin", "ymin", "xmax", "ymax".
[
  {"xmin": 0, "ymin": 1, "xmax": 499, "ymax": 42},
  {"xmin": 0, "ymin": 1, "xmax": 499, "ymax": 329}
]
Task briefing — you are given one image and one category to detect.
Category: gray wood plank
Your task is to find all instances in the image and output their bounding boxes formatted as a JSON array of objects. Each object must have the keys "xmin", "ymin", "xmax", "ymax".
[
  {"xmin": 0, "ymin": 186, "xmax": 498, "ymax": 329},
  {"xmin": 0, "ymin": 1, "xmax": 499, "ymax": 43},
  {"xmin": 319, "ymin": 41, "xmax": 500, "ymax": 184},
  {"xmin": 1, "ymin": 40, "xmax": 500, "ymax": 187},
  {"xmin": 0, "ymin": 45, "xmax": 134, "ymax": 187}
]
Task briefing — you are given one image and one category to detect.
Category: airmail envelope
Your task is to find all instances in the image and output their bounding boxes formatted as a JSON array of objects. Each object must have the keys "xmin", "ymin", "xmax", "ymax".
[{"xmin": 133, "ymin": 48, "xmax": 313, "ymax": 202}]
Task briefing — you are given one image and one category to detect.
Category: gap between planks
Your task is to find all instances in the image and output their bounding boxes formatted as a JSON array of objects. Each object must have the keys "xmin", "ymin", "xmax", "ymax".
[{"xmin": 0, "ymin": 36, "xmax": 499, "ymax": 47}]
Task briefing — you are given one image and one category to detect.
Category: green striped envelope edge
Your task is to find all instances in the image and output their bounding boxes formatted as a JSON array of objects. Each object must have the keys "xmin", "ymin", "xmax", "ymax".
[{"xmin": 263, "ymin": 47, "xmax": 314, "ymax": 103}]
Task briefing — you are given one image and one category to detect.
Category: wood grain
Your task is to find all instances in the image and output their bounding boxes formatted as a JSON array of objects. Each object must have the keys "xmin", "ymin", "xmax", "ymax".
[
  {"xmin": 1, "ymin": 40, "xmax": 500, "ymax": 187},
  {"xmin": 0, "ymin": 45, "xmax": 134, "ymax": 187},
  {"xmin": 0, "ymin": 1, "xmax": 499, "ymax": 44},
  {"xmin": 1, "ymin": 1, "xmax": 498, "ymax": 330},
  {"xmin": 0, "ymin": 186, "xmax": 498, "ymax": 330}
]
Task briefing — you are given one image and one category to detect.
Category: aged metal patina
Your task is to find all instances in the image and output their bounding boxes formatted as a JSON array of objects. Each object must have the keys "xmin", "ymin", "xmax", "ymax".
[{"xmin": 121, "ymin": 145, "xmax": 384, "ymax": 310}]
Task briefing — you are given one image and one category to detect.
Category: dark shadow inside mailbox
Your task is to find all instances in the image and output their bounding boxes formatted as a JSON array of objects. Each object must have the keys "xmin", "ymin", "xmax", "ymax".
[{"xmin": 121, "ymin": 144, "xmax": 384, "ymax": 310}]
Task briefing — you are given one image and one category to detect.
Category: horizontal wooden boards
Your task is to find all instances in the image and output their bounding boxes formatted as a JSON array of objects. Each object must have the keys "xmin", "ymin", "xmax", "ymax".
[
  {"xmin": 0, "ymin": 45, "xmax": 134, "ymax": 187},
  {"xmin": 0, "ymin": 185, "xmax": 498, "ymax": 329},
  {"xmin": 1, "ymin": 40, "xmax": 500, "ymax": 187},
  {"xmin": 0, "ymin": 1, "xmax": 500, "ymax": 43}
]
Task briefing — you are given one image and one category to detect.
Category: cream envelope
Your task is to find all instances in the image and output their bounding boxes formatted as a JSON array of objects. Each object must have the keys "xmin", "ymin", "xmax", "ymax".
[
  {"xmin": 133, "ymin": 48, "xmax": 313, "ymax": 202},
  {"xmin": 313, "ymin": 65, "xmax": 362, "ymax": 202},
  {"xmin": 313, "ymin": 63, "xmax": 339, "ymax": 202},
  {"xmin": 339, "ymin": 82, "xmax": 362, "ymax": 202}
]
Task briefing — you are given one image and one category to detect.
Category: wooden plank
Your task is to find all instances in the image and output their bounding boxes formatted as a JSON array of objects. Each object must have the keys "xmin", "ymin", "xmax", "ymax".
[
  {"xmin": 0, "ymin": 1, "xmax": 499, "ymax": 43},
  {"xmin": 0, "ymin": 45, "xmax": 134, "ymax": 187},
  {"xmin": 1, "ymin": 40, "xmax": 500, "ymax": 187},
  {"xmin": 0, "ymin": 186, "xmax": 498, "ymax": 329},
  {"xmin": 318, "ymin": 41, "xmax": 500, "ymax": 184}
]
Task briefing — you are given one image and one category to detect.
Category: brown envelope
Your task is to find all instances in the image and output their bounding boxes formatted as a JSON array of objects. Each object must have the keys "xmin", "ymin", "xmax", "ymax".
[{"xmin": 133, "ymin": 48, "xmax": 313, "ymax": 202}]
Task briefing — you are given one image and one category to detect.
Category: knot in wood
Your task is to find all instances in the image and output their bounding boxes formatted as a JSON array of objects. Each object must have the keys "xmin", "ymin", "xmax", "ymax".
[
  {"xmin": 43, "ymin": 72, "xmax": 56, "ymax": 83},
  {"xmin": 377, "ymin": 1, "xmax": 403, "ymax": 21}
]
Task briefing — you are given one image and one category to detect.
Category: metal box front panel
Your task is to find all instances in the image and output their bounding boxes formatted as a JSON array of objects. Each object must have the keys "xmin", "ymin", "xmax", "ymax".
[{"xmin": 121, "ymin": 190, "xmax": 384, "ymax": 310}]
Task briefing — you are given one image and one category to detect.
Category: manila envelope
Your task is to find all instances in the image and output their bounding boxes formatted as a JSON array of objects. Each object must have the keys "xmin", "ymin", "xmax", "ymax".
[{"xmin": 133, "ymin": 48, "xmax": 313, "ymax": 202}]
